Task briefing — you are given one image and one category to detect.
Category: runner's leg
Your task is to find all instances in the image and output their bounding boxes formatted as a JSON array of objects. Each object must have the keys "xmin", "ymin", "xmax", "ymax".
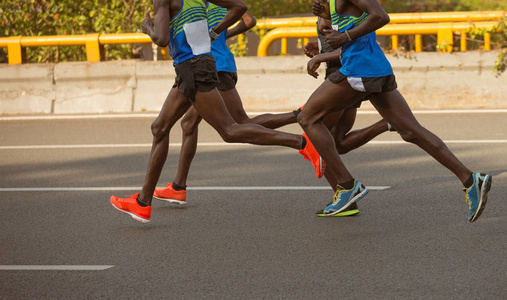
[
  {"xmin": 298, "ymin": 79, "xmax": 367, "ymax": 184},
  {"xmin": 139, "ymin": 87, "xmax": 192, "ymax": 205},
  {"xmin": 173, "ymin": 106, "xmax": 202, "ymax": 187},
  {"xmin": 220, "ymin": 88, "xmax": 297, "ymax": 129},
  {"xmin": 333, "ymin": 108, "xmax": 388, "ymax": 154},
  {"xmin": 369, "ymin": 89, "xmax": 472, "ymax": 184},
  {"xmin": 192, "ymin": 88, "xmax": 301, "ymax": 148}
]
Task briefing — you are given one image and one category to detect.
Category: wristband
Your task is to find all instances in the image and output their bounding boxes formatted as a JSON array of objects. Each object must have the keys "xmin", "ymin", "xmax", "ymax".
[
  {"xmin": 209, "ymin": 27, "xmax": 220, "ymax": 41},
  {"xmin": 344, "ymin": 30, "xmax": 352, "ymax": 41}
]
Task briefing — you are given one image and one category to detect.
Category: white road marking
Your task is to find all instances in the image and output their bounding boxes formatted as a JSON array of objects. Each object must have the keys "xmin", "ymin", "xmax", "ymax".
[
  {"xmin": 1, "ymin": 109, "xmax": 507, "ymax": 121},
  {"xmin": 0, "ymin": 265, "xmax": 113, "ymax": 271},
  {"xmin": 1, "ymin": 140, "xmax": 506, "ymax": 150},
  {"xmin": 0, "ymin": 186, "xmax": 390, "ymax": 192}
]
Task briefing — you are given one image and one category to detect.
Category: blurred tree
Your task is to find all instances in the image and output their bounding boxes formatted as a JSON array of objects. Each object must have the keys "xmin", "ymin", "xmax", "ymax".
[
  {"xmin": 1, "ymin": 0, "xmax": 506, "ymax": 63},
  {"xmin": 0, "ymin": 0, "xmax": 151, "ymax": 63}
]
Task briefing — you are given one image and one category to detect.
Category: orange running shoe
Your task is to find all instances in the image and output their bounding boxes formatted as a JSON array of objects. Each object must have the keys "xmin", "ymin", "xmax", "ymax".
[
  {"xmin": 299, "ymin": 132, "xmax": 326, "ymax": 178},
  {"xmin": 154, "ymin": 183, "xmax": 187, "ymax": 205},
  {"xmin": 110, "ymin": 193, "xmax": 151, "ymax": 224}
]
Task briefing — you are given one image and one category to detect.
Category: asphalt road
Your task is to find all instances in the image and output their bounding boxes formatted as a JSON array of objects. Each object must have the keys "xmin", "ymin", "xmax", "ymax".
[{"xmin": 1, "ymin": 111, "xmax": 506, "ymax": 299}]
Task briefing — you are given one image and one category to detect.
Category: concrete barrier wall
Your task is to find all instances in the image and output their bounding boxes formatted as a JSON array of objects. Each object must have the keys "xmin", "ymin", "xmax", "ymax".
[{"xmin": 0, "ymin": 51, "xmax": 505, "ymax": 115}]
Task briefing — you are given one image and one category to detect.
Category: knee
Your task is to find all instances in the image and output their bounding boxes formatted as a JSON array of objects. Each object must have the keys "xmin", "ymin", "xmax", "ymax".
[
  {"xmin": 297, "ymin": 111, "xmax": 311, "ymax": 129},
  {"xmin": 180, "ymin": 117, "xmax": 198, "ymax": 137},
  {"xmin": 218, "ymin": 125, "xmax": 238, "ymax": 143},
  {"xmin": 335, "ymin": 143, "xmax": 350, "ymax": 155},
  {"xmin": 151, "ymin": 119, "xmax": 170, "ymax": 141},
  {"xmin": 235, "ymin": 116, "xmax": 251, "ymax": 125},
  {"xmin": 398, "ymin": 130, "xmax": 419, "ymax": 144}
]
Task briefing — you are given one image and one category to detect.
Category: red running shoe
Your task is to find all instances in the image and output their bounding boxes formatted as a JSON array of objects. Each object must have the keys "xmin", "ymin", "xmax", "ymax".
[
  {"xmin": 299, "ymin": 132, "xmax": 326, "ymax": 178},
  {"xmin": 110, "ymin": 193, "xmax": 151, "ymax": 224},
  {"xmin": 154, "ymin": 183, "xmax": 187, "ymax": 205}
]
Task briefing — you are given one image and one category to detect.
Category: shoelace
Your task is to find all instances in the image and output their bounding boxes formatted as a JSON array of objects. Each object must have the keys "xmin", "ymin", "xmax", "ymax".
[
  {"xmin": 462, "ymin": 188, "xmax": 472, "ymax": 209},
  {"xmin": 119, "ymin": 195, "xmax": 136, "ymax": 202},
  {"xmin": 332, "ymin": 185, "xmax": 345, "ymax": 203}
]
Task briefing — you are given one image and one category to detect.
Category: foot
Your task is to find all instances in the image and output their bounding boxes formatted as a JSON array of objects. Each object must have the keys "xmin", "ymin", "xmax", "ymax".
[
  {"xmin": 110, "ymin": 193, "xmax": 151, "ymax": 223},
  {"xmin": 299, "ymin": 132, "xmax": 326, "ymax": 178},
  {"xmin": 317, "ymin": 180, "xmax": 368, "ymax": 216},
  {"xmin": 464, "ymin": 172, "xmax": 492, "ymax": 222},
  {"xmin": 154, "ymin": 183, "xmax": 187, "ymax": 205},
  {"xmin": 316, "ymin": 201, "xmax": 359, "ymax": 217}
]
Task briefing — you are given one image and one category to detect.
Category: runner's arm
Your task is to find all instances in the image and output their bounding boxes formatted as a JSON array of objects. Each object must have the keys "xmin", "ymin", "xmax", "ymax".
[
  {"xmin": 323, "ymin": 0, "xmax": 389, "ymax": 49},
  {"xmin": 208, "ymin": 0, "xmax": 248, "ymax": 36},
  {"xmin": 227, "ymin": 11, "xmax": 256, "ymax": 39},
  {"xmin": 307, "ymin": 47, "xmax": 341, "ymax": 78},
  {"xmin": 142, "ymin": 0, "xmax": 171, "ymax": 47}
]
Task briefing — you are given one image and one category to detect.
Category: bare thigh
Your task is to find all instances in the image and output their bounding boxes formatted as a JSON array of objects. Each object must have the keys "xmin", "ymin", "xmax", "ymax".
[
  {"xmin": 369, "ymin": 89, "xmax": 422, "ymax": 133},
  {"xmin": 219, "ymin": 88, "xmax": 249, "ymax": 124},
  {"xmin": 330, "ymin": 107, "xmax": 357, "ymax": 141},
  {"xmin": 299, "ymin": 79, "xmax": 365, "ymax": 125},
  {"xmin": 191, "ymin": 88, "xmax": 239, "ymax": 133}
]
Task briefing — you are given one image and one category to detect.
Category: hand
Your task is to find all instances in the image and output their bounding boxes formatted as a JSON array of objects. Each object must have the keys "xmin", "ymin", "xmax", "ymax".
[
  {"xmin": 307, "ymin": 56, "xmax": 321, "ymax": 79},
  {"xmin": 142, "ymin": 12, "xmax": 154, "ymax": 35},
  {"xmin": 313, "ymin": 0, "xmax": 330, "ymax": 19},
  {"xmin": 303, "ymin": 42, "xmax": 319, "ymax": 58},
  {"xmin": 323, "ymin": 28, "xmax": 347, "ymax": 49}
]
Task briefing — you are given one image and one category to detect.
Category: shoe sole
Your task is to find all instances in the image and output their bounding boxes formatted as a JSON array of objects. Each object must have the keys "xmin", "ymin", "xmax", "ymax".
[
  {"xmin": 469, "ymin": 175, "xmax": 492, "ymax": 223},
  {"xmin": 153, "ymin": 195, "xmax": 186, "ymax": 205},
  {"xmin": 320, "ymin": 188, "xmax": 368, "ymax": 217},
  {"xmin": 317, "ymin": 208, "xmax": 359, "ymax": 217},
  {"xmin": 110, "ymin": 202, "xmax": 150, "ymax": 224}
]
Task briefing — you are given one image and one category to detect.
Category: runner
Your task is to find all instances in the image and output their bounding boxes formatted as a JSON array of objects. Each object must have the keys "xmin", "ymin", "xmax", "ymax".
[
  {"xmin": 152, "ymin": 7, "xmax": 301, "ymax": 206},
  {"xmin": 299, "ymin": 0, "xmax": 492, "ymax": 221},
  {"xmin": 303, "ymin": 16, "xmax": 395, "ymax": 216},
  {"xmin": 109, "ymin": 0, "xmax": 323, "ymax": 224}
]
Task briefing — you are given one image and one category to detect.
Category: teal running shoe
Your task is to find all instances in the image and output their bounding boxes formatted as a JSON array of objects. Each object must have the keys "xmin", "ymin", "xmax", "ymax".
[
  {"xmin": 317, "ymin": 180, "xmax": 368, "ymax": 217},
  {"xmin": 316, "ymin": 202, "xmax": 359, "ymax": 217},
  {"xmin": 464, "ymin": 172, "xmax": 492, "ymax": 222}
]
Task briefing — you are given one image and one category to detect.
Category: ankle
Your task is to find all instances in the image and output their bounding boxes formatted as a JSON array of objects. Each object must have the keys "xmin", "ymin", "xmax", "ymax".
[
  {"xmin": 172, "ymin": 182, "xmax": 187, "ymax": 191},
  {"xmin": 136, "ymin": 195, "xmax": 150, "ymax": 207},
  {"xmin": 338, "ymin": 179, "xmax": 355, "ymax": 190},
  {"xmin": 463, "ymin": 173, "xmax": 474, "ymax": 188}
]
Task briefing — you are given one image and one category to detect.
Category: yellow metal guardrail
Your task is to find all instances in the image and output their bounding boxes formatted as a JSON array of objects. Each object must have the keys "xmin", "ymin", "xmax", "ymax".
[
  {"xmin": 255, "ymin": 11, "xmax": 506, "ymax": 29},
  {"xmin": 0, "ymin": 33, "xmax": 152, "ymax": 64},
  {"xmin": 257, "ymin": 21, "xmax": 502, "ymax": 56},
  {"xmin": 0, "ymin": 11, "xmax": 505, "ymax": 64}
]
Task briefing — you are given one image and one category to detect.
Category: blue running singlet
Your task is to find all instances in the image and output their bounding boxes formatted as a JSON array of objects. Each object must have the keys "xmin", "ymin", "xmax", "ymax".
[
  {"xmin": 329, "ymin": 0, "xmax": 393, "ymax": 78},
  {"xmin": 207, "ymin": 2, "xmax": 237, "ymax": 73},
  {"xmin": 169, "ymin": 0, "xmax": 212, "ymax": 66}
]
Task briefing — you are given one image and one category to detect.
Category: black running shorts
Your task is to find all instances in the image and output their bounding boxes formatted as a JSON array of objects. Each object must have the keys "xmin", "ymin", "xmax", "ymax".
[
  {"xmin": 327, "ymin": 70, "xmax": 398, "ymax": 94},
  {"xmin": 173, "ymin": 54, "xmax": 219, "ymax": 102},
  {"xmin": 325, "ymin": 65, "xmax": 341, "ymax": 80},
  {"xmin": 217, "ymin": 71, "xmax": 238, "ymax": 91},
  {"xmin": 325, "ymin": 68, "xmax": 367, "ymax": 108}
]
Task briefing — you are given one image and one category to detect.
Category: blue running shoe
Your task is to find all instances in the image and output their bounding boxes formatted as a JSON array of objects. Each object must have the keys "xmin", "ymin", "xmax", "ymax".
[
  {"xmin": 464, "ymin": 172, "xmax": 492, "ymax": 222},
  {"xmin": 317, "ymin": 180, "xmax": 368, "ymax": 217}
]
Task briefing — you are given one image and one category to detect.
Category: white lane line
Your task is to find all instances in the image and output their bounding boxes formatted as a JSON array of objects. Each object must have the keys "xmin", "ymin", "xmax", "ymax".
[
  {"xmin": 1, "ymin": 109, "xmax": 507, "ymax": 120},
  {"xmin": 0, "ymin": 186, "xmax": 390, "ymax": 192},
  {"xmin": 1, "ymin": 140, "xmax": 507, "ymax": 150},
  {"xmin": 0, "ymin": 265, "xmax": 113, "ymax": 271}
]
